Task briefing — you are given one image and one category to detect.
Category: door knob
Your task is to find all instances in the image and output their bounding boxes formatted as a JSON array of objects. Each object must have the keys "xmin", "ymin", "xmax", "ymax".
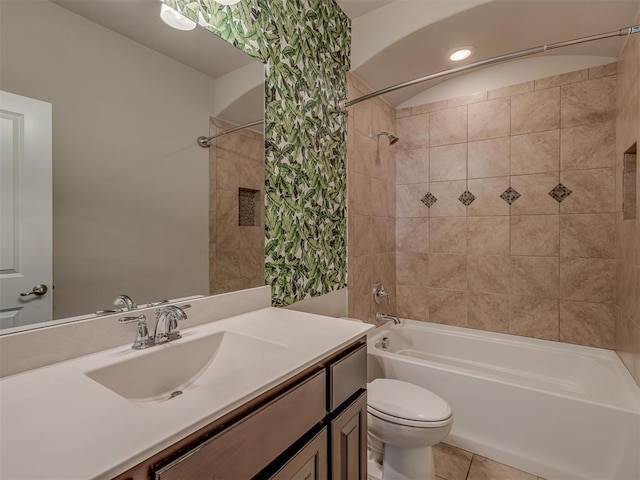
[{"xmin": 20, "ymin": 284, "xmax": 48, "ymax": 297}]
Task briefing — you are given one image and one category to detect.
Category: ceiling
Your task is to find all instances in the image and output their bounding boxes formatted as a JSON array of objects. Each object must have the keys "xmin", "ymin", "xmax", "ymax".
[
  {"xmin": 343, "ymin": 0, "xmax": 639, "ymax": 107},
  {"xmin": 52, "ymin": 0, "xmax": 255, "ymax": 79},
  {"xmin": 51, "ymin": 0, "xmax": 263, "ymax": 125},
  {"xmin": 54, "ymin": 0, "xmax": 639, "ymax": 108},
  {"xmin": 336, "ymin": 0, "xmax": 396, "ymax": 18}
]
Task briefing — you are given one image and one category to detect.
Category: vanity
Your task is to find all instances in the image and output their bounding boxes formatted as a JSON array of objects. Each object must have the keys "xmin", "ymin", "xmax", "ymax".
[
  {"xmin": 0, "ymin": 300, "xmax": 372, "ymax": 480},
  {"xmin": 119, "ymin": 334, "xmax": 367, "ymax": 480}
]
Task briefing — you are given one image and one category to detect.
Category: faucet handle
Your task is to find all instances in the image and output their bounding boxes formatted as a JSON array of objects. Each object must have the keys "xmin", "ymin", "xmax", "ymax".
[
  {"xmin": 373, "ymin": 283, "xmax": 391, "ymax": 305},
  {"xmin": 119, "ymin": 314, "xmax": 153, "ymax": 349},
  {"xmin": 145, "ymin": 299, "xmax": 169, "ymax": 308},
  {"xmin": 118, "ymin": 314, "xmax": 145, "ymax": 324}
]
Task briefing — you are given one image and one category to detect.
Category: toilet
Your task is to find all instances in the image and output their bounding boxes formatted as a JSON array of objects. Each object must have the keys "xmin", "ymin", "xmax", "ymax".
[{"xmin": 367, "ymin": 378, "xmax": 453, "ymax": 480}]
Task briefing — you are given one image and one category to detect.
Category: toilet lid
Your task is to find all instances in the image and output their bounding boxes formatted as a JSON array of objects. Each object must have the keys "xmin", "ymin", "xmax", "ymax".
[{"xmin": 367, "ymin": 379, "xmax": 452, "ymax": 424}]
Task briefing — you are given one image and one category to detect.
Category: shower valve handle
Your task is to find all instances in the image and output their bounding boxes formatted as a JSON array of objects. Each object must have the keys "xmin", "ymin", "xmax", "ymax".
[{"xmin": 373, "ymin": 282, "xmax": 391, "ymax": 305}]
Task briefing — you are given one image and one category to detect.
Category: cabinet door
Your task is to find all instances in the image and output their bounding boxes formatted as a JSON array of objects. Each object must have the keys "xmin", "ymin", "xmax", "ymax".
[
  {"xmin": 269, "ymin": 428, "xmax": 328, "ymax": 480},
  {"xmin": 330, "ymin": 392, "xmax": 367, "ymax": 480}
]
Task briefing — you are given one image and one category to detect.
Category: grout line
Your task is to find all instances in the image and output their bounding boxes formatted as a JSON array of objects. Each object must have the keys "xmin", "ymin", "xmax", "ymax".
[
  {"xmin": 465, "ymin": 454, "xmax": 474, "ymax": 480},
  {"xmin": 557, "ymin": 111, "xmax": 562, "ymax": 341}
]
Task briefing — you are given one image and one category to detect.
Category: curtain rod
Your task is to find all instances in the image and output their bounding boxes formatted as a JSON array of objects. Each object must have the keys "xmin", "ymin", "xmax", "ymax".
[
  {"xmin": 339, "ymin": 25, "xmax": 640, "ymax": 110},
  {"xmin": 198, "ymin": 119, "xmax": 264, "ymax": 147}
]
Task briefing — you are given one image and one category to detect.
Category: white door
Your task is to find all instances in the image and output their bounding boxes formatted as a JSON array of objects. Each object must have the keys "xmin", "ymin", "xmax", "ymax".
[{"xmin": 0, "ymin": 91, "xmax": 52, "ymax": 329}]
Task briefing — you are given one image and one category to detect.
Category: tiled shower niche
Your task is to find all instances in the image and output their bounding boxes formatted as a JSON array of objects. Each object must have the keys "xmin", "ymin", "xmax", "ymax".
[
  {"xmin": 622, "ymin": 143, "xmax": 637, "ymax": 220},
  {"xmin": 239, "ymin": 188, "xmax": 261, "ymax": 226}
]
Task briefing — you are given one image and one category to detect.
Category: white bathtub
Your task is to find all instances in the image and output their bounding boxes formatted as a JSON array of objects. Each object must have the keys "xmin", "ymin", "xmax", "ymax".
[{"xmin": 367, "ymin": 320, "xmax": 640, "ymax": 480}]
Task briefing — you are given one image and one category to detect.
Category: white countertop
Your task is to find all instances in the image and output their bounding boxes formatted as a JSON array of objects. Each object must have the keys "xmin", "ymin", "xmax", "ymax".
[{"xmin": 0, "ymin": 308, "xmax": 372, "ymax": 480}]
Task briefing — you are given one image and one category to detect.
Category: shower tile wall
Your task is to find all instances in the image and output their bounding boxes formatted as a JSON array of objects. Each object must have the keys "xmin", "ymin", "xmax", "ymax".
[
  {"xmin": 209, "ymin": 117, "xmax": 265, "ymax": 295},
  {"xmin": 347, "ymin": 73, "xmax": 397, "ymax": 323},
  {"xmin": 395, "ymin": 64, "xmax": 619, "ymax": 348},
  {"xmin": 614, "ymin": 26, "xmax": 640, "ymax": 385}
]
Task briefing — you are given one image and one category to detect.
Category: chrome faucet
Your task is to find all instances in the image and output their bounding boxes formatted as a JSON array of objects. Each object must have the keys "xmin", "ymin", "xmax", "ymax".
[
  {"xmin": 119, "ymin": 304, "xmax": 190, "ymax": 349},
  {"xmin": 114, "ymin": 294, "xmax": 137, "ymax": 311},
  {"xmin": 375, "ymin": 312, "xmax": 401, "ymax": 326},
  {"xmin": 154, "ymin": 305, "xmax": 190, "ymax": 344}
]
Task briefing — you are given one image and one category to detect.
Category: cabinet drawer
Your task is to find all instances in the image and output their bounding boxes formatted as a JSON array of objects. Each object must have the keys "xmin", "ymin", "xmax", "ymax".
[
  {"xmin": 328, "ymin": 344, "xmax": 366, "ymax": 412},
  {"xmin": 154, "ymin": 370, "xmax": 326, "ymax": 480}
]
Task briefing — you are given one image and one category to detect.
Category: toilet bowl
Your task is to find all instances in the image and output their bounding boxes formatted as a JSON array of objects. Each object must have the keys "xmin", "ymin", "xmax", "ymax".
[{"xmin": 367, "ymin": 378, "xmax": 453, "ymax": 480}]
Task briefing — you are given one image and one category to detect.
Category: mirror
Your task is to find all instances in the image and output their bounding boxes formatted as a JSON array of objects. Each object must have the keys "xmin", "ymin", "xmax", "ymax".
[{"xmin": 0, "ymin": 0, "xmax": 265, "ymax": 332}]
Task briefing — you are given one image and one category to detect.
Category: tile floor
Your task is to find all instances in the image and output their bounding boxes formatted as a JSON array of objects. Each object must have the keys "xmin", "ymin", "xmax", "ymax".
[{"xmin": 434, "ymin": 442, "xmax": 545, "ymax": 480}]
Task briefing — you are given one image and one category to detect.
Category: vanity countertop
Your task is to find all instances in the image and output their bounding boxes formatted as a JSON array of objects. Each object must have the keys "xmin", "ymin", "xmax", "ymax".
[{"xmin": 0, "ymin": 308, "xmax": 372, "ymax": 480}]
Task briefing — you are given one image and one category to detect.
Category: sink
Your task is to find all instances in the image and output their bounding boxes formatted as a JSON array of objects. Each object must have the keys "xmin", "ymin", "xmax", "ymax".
[{"xmin": 86, "ymin": 331, "xmax": 286, "ymax": 403}]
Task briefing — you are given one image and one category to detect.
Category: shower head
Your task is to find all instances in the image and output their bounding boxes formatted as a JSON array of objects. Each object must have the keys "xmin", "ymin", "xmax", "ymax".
[{"xmin": 376, "ymin": 130, "xmax": 399, "ymax": 145}]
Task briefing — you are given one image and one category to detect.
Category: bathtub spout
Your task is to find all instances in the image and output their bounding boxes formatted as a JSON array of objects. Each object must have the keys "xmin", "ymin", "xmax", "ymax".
[{"xmin": 376, "ymin": 312, "xmax": 401, "ymax": 326}]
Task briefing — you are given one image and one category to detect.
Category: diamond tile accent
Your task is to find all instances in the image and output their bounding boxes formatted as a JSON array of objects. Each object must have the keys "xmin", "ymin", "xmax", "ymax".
[
  {"xmin": 458, "ymin": 190, "xmax": 476, "ymax": 206},
  {"xmin": 500, "ymin": 187, "xmax": 521, "ymax": 205},
  {"xmin": 421, "ymin": 192, "xmax": 438, "ymax": 208},
  {"xmin": 548, "ymin": 183, "xmax": 572, "ymax": 203}
]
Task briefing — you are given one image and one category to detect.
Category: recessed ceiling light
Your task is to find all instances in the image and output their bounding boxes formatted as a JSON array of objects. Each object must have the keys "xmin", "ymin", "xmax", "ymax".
[
  {"xmin": 449, "ymin": 47, "xmax": 474, "ymax": 62},
  {"xmin": 160, "ymin": 4, "xmax": 196, "ymax": 31}
]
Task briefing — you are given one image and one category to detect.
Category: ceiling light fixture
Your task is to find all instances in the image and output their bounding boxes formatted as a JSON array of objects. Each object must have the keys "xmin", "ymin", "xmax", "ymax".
[
  {"xmin": 213, "ymin": 0, "xmax": 242, "ymax": 5},
  {"xmin": 160, "ymin": 3, "xmax": 196, "ymax": 31},
  {"xmin": 449, "ymin": 47, "xmax": 474, "ymax": 62}
]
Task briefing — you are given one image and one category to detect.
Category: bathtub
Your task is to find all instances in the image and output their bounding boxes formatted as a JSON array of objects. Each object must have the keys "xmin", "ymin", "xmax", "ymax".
[{"xmin": 367, "ymin": 320, "xmax": 640, "ymax": 480}]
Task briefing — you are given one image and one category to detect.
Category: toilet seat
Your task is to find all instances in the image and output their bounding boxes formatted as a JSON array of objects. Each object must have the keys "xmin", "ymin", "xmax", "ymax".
[
  {"xmin": 367, "ymin": 379, "xmax": 452, "ymax": 428},
  {"xmin": 367, "ymin": 406, "xmax": 452, "ymax": 428}
]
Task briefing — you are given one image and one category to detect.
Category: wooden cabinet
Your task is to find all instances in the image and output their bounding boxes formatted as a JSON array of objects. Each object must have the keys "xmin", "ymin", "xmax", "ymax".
[
  {"xmin": 328, "ymin": 345, "xmax": 367, "ymax": 411},
  {"xmin": 154, "ymin": 371, "xmax": 326, "ymax": 480},
  {"xmin": 326, "ymin": 344, "xmax": 368, "ymax": 480},
  {"xmin": 269, "ymin": 428, "xmax": 328, "ymax": 480},
  {"xmin": 330, "ymin": 392, "xmax": 367, "ymax": 480},
  {"xmin": 114, "ymin": 338, "xmax": 368, "ymax": 480}
]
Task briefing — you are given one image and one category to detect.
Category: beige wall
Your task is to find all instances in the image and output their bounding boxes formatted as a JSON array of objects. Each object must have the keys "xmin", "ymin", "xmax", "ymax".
[
  {"xmin": 347, "ymin": 74, "xmax": 397, "ymax": 323},
  {"xmin": 209, "ymin": 118, "xmax": 265, "ymax": 294},
  {"xmin": 393, "ymin": 64, "xmax": 619, "ymax": 348},
  {"xmin": 1, "ymin": 0, "xmax": 213, "ymax": 318},
  {"xmin": 286, "ymin": 288, "xmax": 348, "ymax": 318},
  {"xmin": 614, "ymin": 26, "xmax": 640, "ymax": 385}
]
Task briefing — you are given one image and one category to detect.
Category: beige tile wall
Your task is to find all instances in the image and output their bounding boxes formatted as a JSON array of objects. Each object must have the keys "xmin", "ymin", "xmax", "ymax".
[
  {"xmin": 614, "ymin": 27, "xmax": 640, "ymax": 385},
  {"xmin": 347, "ymin": 74, "xmax": 397, "ymax": 323},
  {"xmin": 209, "ymin": 117, "xmax": 265, "ymax": 294},
  {"xmin": 395, "ymin": 64, "xmax": 619, "ymax": 348}
]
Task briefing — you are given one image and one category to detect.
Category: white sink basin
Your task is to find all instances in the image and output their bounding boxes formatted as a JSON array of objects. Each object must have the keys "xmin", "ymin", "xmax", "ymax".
[{"xmin": 86, "ymin": 331, "xmax": 286, "ymax": 403}]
